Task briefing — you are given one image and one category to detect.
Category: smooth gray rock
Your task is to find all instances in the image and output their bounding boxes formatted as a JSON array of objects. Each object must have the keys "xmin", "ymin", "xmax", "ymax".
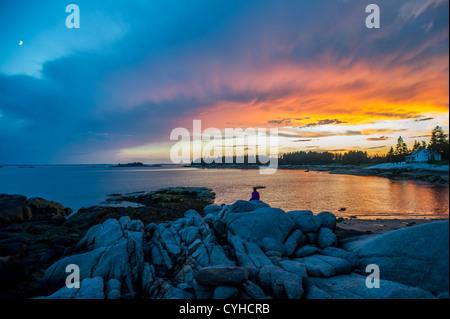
[
  {"xmin": 227, "ymin": 200, "xmax": 271, "ymax": 213},
  {"xmin": 141, "ymin": 263, "xmax": 156, "ymax": 297},
  {"xmin": 203, "ymin": 205, "xmax": 223, "ymax": 216},
  {"xmin": 228, "ymin": 234, "xmax": 272, "ymax": 280},
  {"xmin": 317, "ymin": 211, "xmax": 337, "ymax": 230},
  {"xmin": 296, "ymin": 255, "xmax": 352, "ymax": 277},
  {"xmin": 294, "ymin": 245, "xmax": 321, "ymax": 258},
  {"xmin": 192, "ymin": 244, "xmax": 210, "ymax": 267},
  {"xmin": 105, "ymin": 278, "xmax": 121, "ymax": 300},
  {"xmin": 261, "ymin": 237, "xmax": 285, "ymax": 254},
  {"xmin": 242, "ymin": 280, "xmax": 268, "ymax": 299},
  {"xmin": 283, "ymin": 229, "xmax": 306, "ymax": 256},
  {"xmin": 228, "ymin": 234, "xmax": 258, "ymax": 276},
  {"xmin": 305, "ymin": 232, "xmax": 317, "ymax": 245},
  {"xmin": 265, "ymin": 250, "xmax": 282, "ymax": 257},
  {"xmin": 188, "ymin": 238, "xmax": 203, "ymax": 253},
  {"xmin": 150, "ymin": 243, "xmax": 173, "ymax": 269},
  {"xmin": 173, "ymin": 264, "xmax": 196, "ymax": 286},
  {"xmin": 43, "ymin": 247, "xmax": 106, "ymax": 292},
  {"xmin": 279, "ymin": 260, "xmax": 308, "ymax": 280},
  {"xmin": 181, "ymin": 226, "xmax": 199, "ymax": 246},
  {"xmin": 287, "ymin": 210, "xmax": 321, "ymax": 233},
  {"xmin": 43, "ymin": 218, "xmax": 145, "ymax": 294},
  {"xmin": 37, "ymin": 277, "xmax": 106, "ymax": 299},
  {"xmin": 213, "ymin": 286, "xmax": 239, "ymax": 299},
  {"xmin": 344, "ymin": 220, "xmax": 449, "ymax": 296},
  {"xmin": 209, "ymin": 245, "xmax": 234, "ymax": 266},
  {"xmin": 306, "ymin": 273, "xmax": 436, "ymax": 299},
  {"xmin": 212, "ymin": 219, "xmax": 226, "ymax": 237},
  {"xmin": 224, "ymin": 207, "xmax": 295, "ymax": 251},
  {"xmin": 74, "ymin": 277, "xmax": 105, "ymax": 299},
  {"xmin": 244, "ymin": 241, "xmax": 273, "ymax": 268},
  {"xmin": 75, "ymin": 218, "xmax": 124, "ymax": 251},
  {"xmin": 258, "ymin": 266, "xmax": 303, "ymax": 299},
  {"xmin": 317, "ymin": 227, "xmax": 337, "ymax": 249},
  {"xmin": 177, "ymin": 283, "xmax": 192, "ymax": 291},
  {"xmin": 193, "ymin": 279, "xmax": 213, "ymax": 299},
  {"xmin": 195, "ymin": 266, "xmax": 249, "ymax": 287},
  {"xmin": 320, "ymin": 247, "xmax": 359, "ymax": 268},
  {"xmin": 161, "ymin": 226, "xmax": 182, "ymax": 258},
  {"xmin": 164, "ymin": 286, "xmax": 195, "ymax": 299},
  {"xmin": 184, "ymin": 209, "xmax": 207, "ymax": 228}
]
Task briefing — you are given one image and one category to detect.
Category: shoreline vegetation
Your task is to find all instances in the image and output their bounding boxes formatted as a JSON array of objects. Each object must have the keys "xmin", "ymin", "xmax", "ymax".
[{"xmin": 0, "ymin": 188, "xmax": 447, "ymax": 299}]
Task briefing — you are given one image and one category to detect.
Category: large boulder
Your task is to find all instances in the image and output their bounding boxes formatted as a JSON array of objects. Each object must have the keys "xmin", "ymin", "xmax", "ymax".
[
  {"xmin": 317, "ymin": 211, "xmax": 336, "ymax": 230},
  {"xmin": 295, "ymin": 255, "xmax": 353, "ymax": 278},
  {"xmin": 258, "ymin": 265, "xmax": 304, "ymax": 299},
  {"xmin": 36, "ymin": 276, "xmax": 106, "ymax": 299},
  {"xmin": 223, "ymin": 206, "xmax": 295, "ymax": 251},
  {"xmin": 228, "ymin": 234, "xmax": 272, "ymax": 280},
  {"xmin": 343, "ymin": 220, "xmax": 449, "ymax": 296},
  {"xmin": 42, "ymin": 217, "xmax": 145, "ymax": 294},
  {"xmin": 222, "ymin": 200, "xmax": 270, "ymax": 215},
  {"xmin": 317, "ymin": 227, "xmax": 337, "ymax": 249},
  {"xmin": 195, "ymin": 267, "xmax": 249, "ymax": 287},
  {"xmin": 287, "ymin": 210, "xmax": 321, "ymax": 233},
  {"xmin": 283, "ymin": 229, "xmax": 306, "ymax": 257},
  {"xmin": 306, "ymin": 273, "xmax": 436, "ymax": 299}
]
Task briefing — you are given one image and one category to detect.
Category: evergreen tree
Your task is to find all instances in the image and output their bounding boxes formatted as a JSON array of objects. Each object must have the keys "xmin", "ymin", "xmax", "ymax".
[
  {"xmin": 428, "ymin": 126, "xmax": 449, "ymax": 160},
  {"xmin": 394, "ymin": 136, "xmax": 409, "ymax": 161},
  {"xmin": 412, "ymin": 140, "xmax": 421, "ymax": 152},
  {"xmin": 387, "ymin": 146, "xmax": 394, "ymax": 163}
]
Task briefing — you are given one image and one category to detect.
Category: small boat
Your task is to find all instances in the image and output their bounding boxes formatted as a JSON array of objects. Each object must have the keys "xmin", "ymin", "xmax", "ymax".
[{"xmin": 305, "ymin": 170, "xmax": 310, "ymax": 172}]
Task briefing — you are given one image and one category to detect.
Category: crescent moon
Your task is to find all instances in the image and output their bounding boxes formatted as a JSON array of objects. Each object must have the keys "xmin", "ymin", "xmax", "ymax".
[{"xmin": 19, "ymin": 41, "xmax": 23, "ymax": 45}]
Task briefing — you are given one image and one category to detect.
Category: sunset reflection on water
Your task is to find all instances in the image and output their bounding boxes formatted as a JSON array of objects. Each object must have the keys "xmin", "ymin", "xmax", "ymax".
[{"xmin": 0, "ymin": 166, "xmax": 448, "ymax": 219}]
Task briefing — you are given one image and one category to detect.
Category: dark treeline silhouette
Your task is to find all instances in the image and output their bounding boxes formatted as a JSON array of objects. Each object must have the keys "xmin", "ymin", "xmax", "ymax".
[
  {"xmin": 279, "ymin": 150, "xmax": 388, "ymax": 166},
  {"xmin": 191, "ymin": 126, "xmax": 449, "ymax": 167},
  {"xmin": 191, "ymin": 151, "xmax": 388, "ymax": 166}
]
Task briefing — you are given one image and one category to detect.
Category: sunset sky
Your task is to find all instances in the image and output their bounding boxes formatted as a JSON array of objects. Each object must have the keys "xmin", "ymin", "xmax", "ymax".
[{"xmin": 0, "ymin": 0, "xmax": 448, "ymax": 164}]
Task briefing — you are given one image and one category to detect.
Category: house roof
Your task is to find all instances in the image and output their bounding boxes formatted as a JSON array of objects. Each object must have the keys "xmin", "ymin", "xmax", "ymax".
[{"xmin": 409, "ymin": 148, "xmax": 440, "ymax": 156}]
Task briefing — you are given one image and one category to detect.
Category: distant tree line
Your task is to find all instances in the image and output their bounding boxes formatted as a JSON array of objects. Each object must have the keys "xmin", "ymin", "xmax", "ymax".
[
  {"xmin": 191, "ymin": 126, "xmax": 449, "ymax": 166},
  {"xmin": 279, "ymin": 150, "xmax": 387, "ymax": 166}
]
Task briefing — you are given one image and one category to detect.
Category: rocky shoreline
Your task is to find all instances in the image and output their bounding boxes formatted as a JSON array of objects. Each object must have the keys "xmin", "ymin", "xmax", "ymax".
[
  {"xmin": 190, "ymin": 163, "xmax": 450, "ymax": 184},
  {"xmin": 0, "ymin": 187, "xmax": 214, "ymax": 299},
  {"xmin": 326, "ymin": 163, "xmax": 449, "ymax": 185},
  {"xmin": 1, "ymin": 188, "xmax": 448, "ymax": 300}
]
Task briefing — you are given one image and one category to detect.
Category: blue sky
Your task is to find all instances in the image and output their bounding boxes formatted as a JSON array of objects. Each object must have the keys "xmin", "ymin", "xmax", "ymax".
[{"xmin": 0, "ymin": 0, "xmax": 448, "ymax": 164}]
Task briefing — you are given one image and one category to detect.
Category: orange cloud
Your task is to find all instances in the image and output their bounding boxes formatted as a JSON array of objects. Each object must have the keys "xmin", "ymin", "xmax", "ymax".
[{"xmin": 178, "ymin": 54, "xmax": 448, "ymax": 131}]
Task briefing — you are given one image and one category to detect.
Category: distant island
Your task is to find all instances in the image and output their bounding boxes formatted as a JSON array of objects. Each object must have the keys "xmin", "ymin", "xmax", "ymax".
[{"xmin": 112, "ymin": 162, "xmax": 162, "ymax": 167}]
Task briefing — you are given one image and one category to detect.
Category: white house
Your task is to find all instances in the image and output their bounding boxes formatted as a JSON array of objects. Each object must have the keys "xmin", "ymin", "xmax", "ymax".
[{"xmin": 406, "ymin": 148, "xmax": 442, "ymax": 163}]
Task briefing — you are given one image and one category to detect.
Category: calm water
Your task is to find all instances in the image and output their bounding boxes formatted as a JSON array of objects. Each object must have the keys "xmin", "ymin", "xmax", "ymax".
[{"xmin": 0, "ymin": 165, "xmax": 448, "ymax": 219}]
